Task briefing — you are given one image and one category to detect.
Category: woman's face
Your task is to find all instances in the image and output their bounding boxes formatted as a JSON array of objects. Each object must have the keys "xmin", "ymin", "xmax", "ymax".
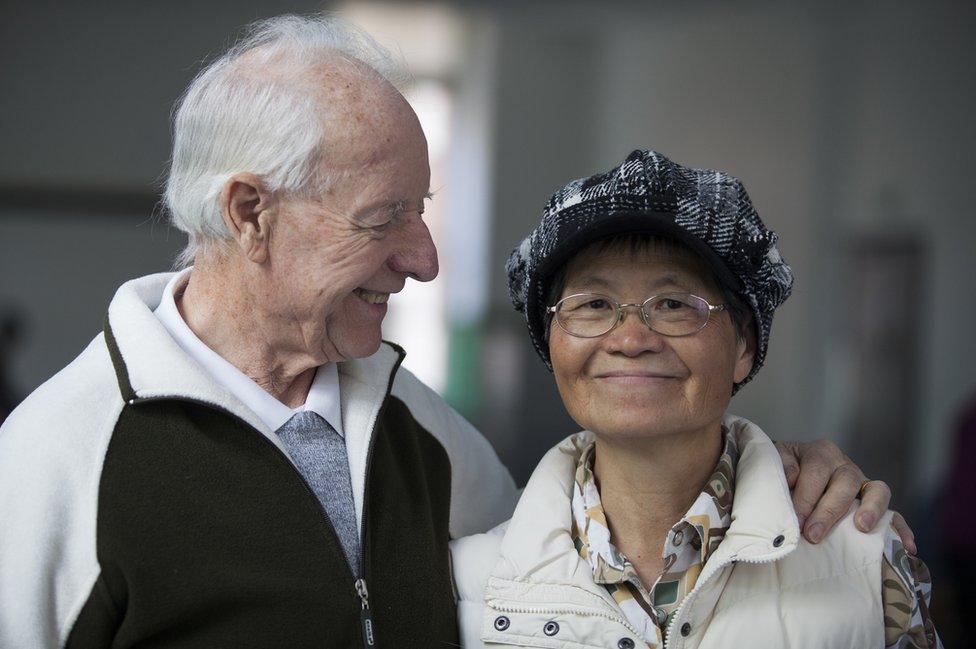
[{"xmin": 548, "ymin": 242, "xmax": 755, "ymax": 440}]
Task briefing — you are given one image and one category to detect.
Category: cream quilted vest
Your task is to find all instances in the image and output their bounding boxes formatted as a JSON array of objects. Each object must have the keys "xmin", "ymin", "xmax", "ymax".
[{"xmin": 451, "ymin": 415, "xmax": 892, "ymax": 649}]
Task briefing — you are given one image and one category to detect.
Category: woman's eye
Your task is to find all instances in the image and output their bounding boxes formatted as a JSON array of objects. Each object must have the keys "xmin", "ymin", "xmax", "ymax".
[
  {"xmin": 661, "ymin": 298, "xmax": 687, "ymax": 310},
  {"xmin": 584, "ymin": 299, "xmax": 610, "ymax": 310}
]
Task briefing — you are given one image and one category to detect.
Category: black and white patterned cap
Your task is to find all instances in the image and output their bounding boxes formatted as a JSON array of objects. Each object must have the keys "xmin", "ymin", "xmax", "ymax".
[{"xmin": 506, "ymin": 149, "xmax": 794, "ymax": 389}]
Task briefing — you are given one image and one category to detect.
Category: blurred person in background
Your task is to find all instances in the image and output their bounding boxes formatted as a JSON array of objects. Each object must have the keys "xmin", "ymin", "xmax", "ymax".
[
  {"xmin": 453, "ymin": 150, "xmax": 939, "ymax": 649},
  {"xmin": 935, "ymin": 391, "xmax": 976, "ymax": 644},
  {"xmin": 0, "ymin": 14, "xmax": 912, "ymax": 649},
  {"xmin": 0, "ymin": 310, "xmax": 24, "ymax": 424}
]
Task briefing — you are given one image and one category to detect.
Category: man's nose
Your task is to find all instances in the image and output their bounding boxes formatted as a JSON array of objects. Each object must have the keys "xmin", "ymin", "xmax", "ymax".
[{"xmin": 389, "ymin": 213, "xmax": 439, "ymax": 282}]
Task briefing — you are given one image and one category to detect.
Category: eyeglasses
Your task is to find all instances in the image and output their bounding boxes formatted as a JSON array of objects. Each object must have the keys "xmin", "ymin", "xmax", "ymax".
[{"xmin": 547, "ymin": 292, "xmax": 728, "ymax": 338}]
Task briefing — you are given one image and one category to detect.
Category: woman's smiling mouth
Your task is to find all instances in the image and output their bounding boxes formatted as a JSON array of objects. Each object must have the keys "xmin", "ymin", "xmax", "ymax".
[{"xmin": 593, "ymin": 370, "xmax": 684, "ymax": 386}]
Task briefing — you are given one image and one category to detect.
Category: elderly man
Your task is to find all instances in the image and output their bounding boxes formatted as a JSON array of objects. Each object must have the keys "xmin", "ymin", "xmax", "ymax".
[{"xmin": 0, "ymin": 14, "xmax": 907, "ymax": 649}]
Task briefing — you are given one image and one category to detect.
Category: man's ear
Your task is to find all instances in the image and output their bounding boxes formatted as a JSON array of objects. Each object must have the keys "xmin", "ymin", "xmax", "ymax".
[
  {"xmin": 732, "ymin": 318, "xmax": 757, "ymax": 384},
  {"xmin": 219, "ymin": 173, "xmax": 276, "ymax": 264}
]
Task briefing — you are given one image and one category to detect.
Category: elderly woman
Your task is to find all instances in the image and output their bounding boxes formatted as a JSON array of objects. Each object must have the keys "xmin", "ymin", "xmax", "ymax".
[{"xmin": 452, "ymin": 151, "xmax": 940, "ymax": 649}]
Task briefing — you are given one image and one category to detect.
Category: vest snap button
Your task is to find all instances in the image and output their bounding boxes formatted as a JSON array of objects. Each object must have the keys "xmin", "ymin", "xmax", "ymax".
[
  {"xmin": 680, "ymin": 622, "xmax": 692, "ymax": 636},
  {"xmin": 617, "ymin": 638, "xmax": 635, "ymax": 649},
  {"xmin": 494, "ymin": 616, "xmax": 510, "ymax": 631},
  {"xmin": 773, "ymin": 534, "xmax": 785, "ymax": 547},
  {"xmin": 654, "ymin": 607, "xmax": 668, "ymax": 624},
  {"xmin": 543, "ymin": 621, "xmax": 559, "ymax": 636}
]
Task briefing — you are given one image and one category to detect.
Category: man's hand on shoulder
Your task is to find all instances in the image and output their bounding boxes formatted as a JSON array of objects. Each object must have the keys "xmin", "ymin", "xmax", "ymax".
[{"xmin": 775, "ymin": 439, "xmax": 916, "ymax": 552}]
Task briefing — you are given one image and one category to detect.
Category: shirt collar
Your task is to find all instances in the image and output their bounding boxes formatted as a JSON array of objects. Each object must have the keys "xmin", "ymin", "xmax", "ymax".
[
  {"xmin": 571, "ymin": 428, "xmax": 738, "ymax": 586},
  {"xmin": 153, "ymin": 268, "xmax": 344, "ymax": 436}
]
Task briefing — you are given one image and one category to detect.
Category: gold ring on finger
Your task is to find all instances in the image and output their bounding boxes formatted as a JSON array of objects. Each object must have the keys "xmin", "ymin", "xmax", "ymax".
[{"xmin": 857, "ymin": 479, "xmax": 873, "ymax": 499}]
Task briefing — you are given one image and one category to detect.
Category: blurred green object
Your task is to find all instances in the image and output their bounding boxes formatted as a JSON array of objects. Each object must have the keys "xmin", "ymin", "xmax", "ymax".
[{"xmin": 444, "ymin": 321, "xmax": 482, "ymax": 419}]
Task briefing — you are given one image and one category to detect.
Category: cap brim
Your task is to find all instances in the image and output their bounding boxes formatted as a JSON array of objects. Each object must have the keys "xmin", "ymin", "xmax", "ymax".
[{"xmin": 534, "ymin": 210, "xmax": 743, "ymax": 298}]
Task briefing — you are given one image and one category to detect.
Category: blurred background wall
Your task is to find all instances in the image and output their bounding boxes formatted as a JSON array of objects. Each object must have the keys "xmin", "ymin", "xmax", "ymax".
[{"xmin": 2, "ymin": 0, "xmax": 974, "ymax": 636}]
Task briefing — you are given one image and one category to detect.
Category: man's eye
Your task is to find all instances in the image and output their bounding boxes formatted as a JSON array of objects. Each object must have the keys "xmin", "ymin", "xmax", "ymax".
[{"xmin": 366, "ymin": 211, "xmax": 400, "ymax": 231}]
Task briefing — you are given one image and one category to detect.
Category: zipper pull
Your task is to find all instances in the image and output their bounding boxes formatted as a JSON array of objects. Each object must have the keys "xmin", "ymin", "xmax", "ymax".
[{"xmin": 355, "ymin": 578, "xmax": 376, "ymax": 647}]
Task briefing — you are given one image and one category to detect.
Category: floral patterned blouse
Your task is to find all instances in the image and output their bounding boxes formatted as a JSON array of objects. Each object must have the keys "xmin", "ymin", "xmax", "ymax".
[{"xmin": 570, "ymin": 430, "xmax": 941, "ymax": 648}]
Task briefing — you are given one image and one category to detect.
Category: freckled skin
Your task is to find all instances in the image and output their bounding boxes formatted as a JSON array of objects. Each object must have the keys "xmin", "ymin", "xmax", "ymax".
[
  {"xmin": 264, "ymin": 68, "xmax": 438, "ymax": 363},
  {"xmin": 548, "ymin": 243, "xmax": 755, "ymax": 442},
  {"xmin": 178, "ymin": 56, "xmax": 438, "ymax": 404}
]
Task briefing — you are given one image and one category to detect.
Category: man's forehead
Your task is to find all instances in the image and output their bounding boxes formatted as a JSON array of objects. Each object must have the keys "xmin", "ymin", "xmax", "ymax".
[
  {"xmin": 323, "ymin": 130, "xmax": 431, "ymax": 215},
  {"xmin": 326, "ymin": 102, "xmax": 426, "ymax": 174}
]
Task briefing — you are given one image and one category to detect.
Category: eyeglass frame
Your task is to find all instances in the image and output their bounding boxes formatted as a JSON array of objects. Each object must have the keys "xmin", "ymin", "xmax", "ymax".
[{"xmin": 546, "ymin": 292, "xmax": 729, "ymax": 339}]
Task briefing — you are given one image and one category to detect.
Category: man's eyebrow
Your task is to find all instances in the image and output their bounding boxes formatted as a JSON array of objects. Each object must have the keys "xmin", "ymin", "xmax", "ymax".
[
  {"xmin": 354, "ymin": 190, "xmax": 434, "ymax": 222},
  {"xmin": 393, "ymin": 189, "xmax": 434, "ymax": 210}
]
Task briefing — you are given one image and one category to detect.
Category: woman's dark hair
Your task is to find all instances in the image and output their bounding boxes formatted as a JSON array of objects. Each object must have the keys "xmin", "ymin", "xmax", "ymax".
[{"xmin": 542, "ymin": 234, "xmax": 754, "ymax": 343}]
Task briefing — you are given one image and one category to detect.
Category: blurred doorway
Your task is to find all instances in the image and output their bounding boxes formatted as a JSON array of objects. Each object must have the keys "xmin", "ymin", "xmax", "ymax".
[{"xmin": 846, "ymin": 236, "xmax": 926, "ymax": 505}]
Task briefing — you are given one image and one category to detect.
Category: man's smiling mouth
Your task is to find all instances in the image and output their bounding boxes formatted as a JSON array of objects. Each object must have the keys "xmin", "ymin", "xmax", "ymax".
[{"xmin": 354, "ymin": 288, "xmax": 390, "ymax": 304}]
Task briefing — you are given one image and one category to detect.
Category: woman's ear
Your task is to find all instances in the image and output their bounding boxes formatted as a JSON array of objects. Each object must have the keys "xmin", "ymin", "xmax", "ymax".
[{"xmin": 732, "ymin": 318, "xmax": 757, "ymax": 384}]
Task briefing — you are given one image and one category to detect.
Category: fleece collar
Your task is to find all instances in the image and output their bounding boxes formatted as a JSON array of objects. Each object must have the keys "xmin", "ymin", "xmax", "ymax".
[{"xmin": 103, "ymin": 272, "xmax": 404, "ymax": 468}]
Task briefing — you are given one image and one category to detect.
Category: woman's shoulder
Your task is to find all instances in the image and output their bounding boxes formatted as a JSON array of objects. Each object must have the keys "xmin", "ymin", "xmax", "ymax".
[
  {"xmin": 450, "ymin": 520, "xmax": 509, "ymax": 604},
  {"xmin": 767, "ymin": 506, "xmax": 894, "ymax": 587}
]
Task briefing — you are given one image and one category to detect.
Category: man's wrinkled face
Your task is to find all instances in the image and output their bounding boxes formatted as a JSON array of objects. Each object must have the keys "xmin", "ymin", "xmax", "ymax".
[
  {"xmin": 548, "ymin": 241, "xmax": 754, "ymax": 440},
  {"xmin": 265, "ymin": 93, "xmax": 438, "ymax": 363}
]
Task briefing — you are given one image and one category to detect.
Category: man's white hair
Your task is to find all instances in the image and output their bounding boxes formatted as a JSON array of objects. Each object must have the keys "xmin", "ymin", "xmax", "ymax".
[{"xmin": 164, "ymin": 14, "xmax": 408, "ymax": 268}]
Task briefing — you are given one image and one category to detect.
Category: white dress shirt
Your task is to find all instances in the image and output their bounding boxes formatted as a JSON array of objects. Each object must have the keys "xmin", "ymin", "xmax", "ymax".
[{"xmin": 153, "ymin": 268, "xmax": 344, "ymax": 437}]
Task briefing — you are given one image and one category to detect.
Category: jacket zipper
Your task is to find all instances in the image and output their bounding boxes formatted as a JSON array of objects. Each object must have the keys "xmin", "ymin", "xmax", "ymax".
[
  {"xmin": 355, "ymin": 391, "xmax": 387, "ymax": 649},
  {"xmin": 126, "ymin": 394, "xmax": 383, "ymax": 648},
  {"xmin": 355, "ymin": 577, "xmax": 375, "ymax": 647},
  {"xmin": 352, "ymin": 349, "xmax": 404, "ymax": 648}
]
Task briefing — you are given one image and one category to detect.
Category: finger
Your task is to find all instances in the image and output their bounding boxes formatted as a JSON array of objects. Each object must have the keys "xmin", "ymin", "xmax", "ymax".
[
  {"xmin": 853, "ymin": 480, "xmax": 892, "ymax": 533},
  {"xmin": 890, "ymin": 511, "xmax": 917, "ymax": 555},
  {"xmin": 789, "ymin": 447, "xmax": 837, "ymax": 530},
  {"xmin": 775, "ymin": 442, "xmax": 801, "ymax": 490},
  {"xmin": 803, "ymin": 463, "xmax": 865, "ymax": 543}
]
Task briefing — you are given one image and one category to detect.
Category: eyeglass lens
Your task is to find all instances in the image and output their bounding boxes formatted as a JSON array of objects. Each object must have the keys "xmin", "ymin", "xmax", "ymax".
[{"xmin": 554, "ymin": 293, "xmax": 710, "ymax": 337}]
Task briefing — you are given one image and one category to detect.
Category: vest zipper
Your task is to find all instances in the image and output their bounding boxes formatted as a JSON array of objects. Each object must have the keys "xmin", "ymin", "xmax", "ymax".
[
  {"xmin": 662, "ymin": 545, "xmax": 794, "ymax": 646},
  {"xmin": 486, "ymin": 600, "xmax": 643, "ymax": 639}
]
